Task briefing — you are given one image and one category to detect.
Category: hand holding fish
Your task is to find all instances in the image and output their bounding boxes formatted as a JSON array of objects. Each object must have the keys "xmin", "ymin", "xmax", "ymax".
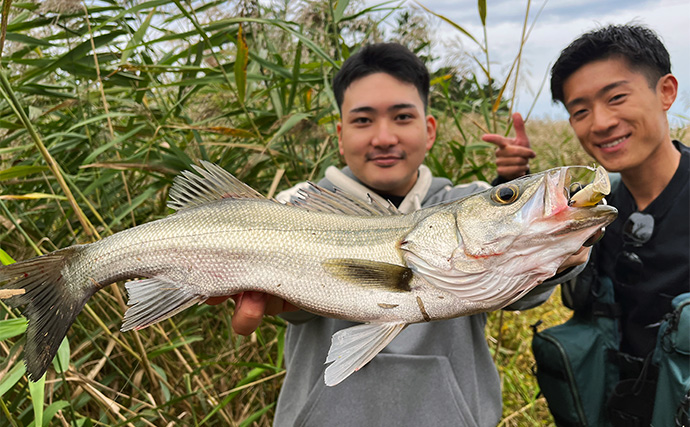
[
  {"xmin": 483, "ymin": 112, "xmax": 536, "ymax": 180},
  {"xmin": 206, "ymin": 292, "xmax": 298, "ymax": 335},
  {"xmin": 556, "ymin": 246, "xmax": 591, "ymax": 274}
]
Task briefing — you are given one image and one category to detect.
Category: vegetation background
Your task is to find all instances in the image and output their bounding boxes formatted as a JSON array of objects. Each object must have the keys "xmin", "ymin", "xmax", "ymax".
[{"xmin": 0, "ymin": 0, "xmax": 687, "ymax": 426}]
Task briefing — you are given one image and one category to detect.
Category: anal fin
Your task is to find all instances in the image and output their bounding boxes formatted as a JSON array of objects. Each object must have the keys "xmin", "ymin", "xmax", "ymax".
[
  {"xmin": 324, "ymin": 322, "xmax": 407, "ymax": 386},
  {"xmin": 121, "ymin": 277, "xmax": 205, "ymax": 331}
]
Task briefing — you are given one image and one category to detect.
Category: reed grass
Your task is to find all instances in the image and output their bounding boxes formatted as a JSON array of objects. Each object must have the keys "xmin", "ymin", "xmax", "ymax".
[{"xmin": 0, "ymin": 1, "xmax": 688, "ymax": 426}]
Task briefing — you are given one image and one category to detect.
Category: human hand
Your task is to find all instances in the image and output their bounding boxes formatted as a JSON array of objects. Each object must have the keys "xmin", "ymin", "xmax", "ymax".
[
  {"xmin": 556, "ymin": 246, "xmax": 591, "ymax": 274},
  {"xmin": 554, "ymin": 227, "xmax": 605, "ymax": 274},
  {"xmin": 206, "ymin": 292, "xmax": 299, "ymax": 336},
  {"xmin": 482, "ymin": 113, "xmax": 536, "ymax": 181}
]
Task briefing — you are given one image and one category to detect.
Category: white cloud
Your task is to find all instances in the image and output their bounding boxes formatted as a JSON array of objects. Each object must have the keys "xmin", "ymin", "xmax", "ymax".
[{"xmin": 369, "ymin": 0, "xmax": 690, "ymax": 123}]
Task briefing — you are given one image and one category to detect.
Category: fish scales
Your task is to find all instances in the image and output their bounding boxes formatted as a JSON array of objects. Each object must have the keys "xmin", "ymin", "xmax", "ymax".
[
  {"xmin": 62, "ymin": 198, "xmax": 441, "ymax": 323},
  {"xmin": 0, "ymin": 161, "xmax": 617, "ymax": 385}
]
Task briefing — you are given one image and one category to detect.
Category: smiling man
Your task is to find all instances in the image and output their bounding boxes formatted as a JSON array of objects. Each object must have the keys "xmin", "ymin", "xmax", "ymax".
[
  {"xmin": 560, "ymin": 51, "xmax": 680, "ymax": 212},
  {"xmin": 488, "ymin": 24, "xmax": 690, "ymax": 426},
  {"xmin": 217, "ymin": 43, "xmax": 591, "ymax": 427},
  {"xmin": 551, "ymin": 26, "xmax": 689, "ymax": 425},
  {"xmin": 336, "ymin": 71, "xmax": 436, "ymax": 197}
]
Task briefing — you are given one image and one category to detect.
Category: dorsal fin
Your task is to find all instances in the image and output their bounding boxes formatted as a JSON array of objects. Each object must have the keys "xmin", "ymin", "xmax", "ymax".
[
  {"xmin": 168, "ymin": 161, "xmax": 265, "ymax": 211},
  {"xmin": 287, "ymin": 183, "xmax": 401, "ymax": 216},
  {"xmin": 168, "ymin": 161, "xmax": 402, "ymax": 216}
]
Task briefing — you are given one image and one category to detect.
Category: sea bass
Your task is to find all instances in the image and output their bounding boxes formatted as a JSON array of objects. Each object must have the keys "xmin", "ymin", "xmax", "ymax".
[{"xmin": 0, "ymin": 162, "xmax": 617, "ymax": 385}]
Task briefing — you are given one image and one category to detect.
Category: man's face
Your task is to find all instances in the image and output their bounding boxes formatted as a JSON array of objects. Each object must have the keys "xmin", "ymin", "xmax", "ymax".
[
  {"xmin": 337, "ymin": 72, "xmax": 436, "ymax": 196},
  {"xmin": 563, "ymin": 57, "xmax": 677, "ymax": 173}
]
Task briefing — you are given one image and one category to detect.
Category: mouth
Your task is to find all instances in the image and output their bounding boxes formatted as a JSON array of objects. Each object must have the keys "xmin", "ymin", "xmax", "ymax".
[
  {"xmin": 568, "ymin": 165, "xmax": 610, "ymax": 207},
  {"xmin": 552, "ymin": 204, "xmax": 618, "ymax": 241},
  {"xmin": 598, "ymin": 134, "xmax": 630, "ymax": 150},
  {"xmin": 368, "ymin": 152, "xmax": 405, "ymax": 167},
  {"xmin": 553, "ymin": 166, "xmax": 618, "ymax": 237}
]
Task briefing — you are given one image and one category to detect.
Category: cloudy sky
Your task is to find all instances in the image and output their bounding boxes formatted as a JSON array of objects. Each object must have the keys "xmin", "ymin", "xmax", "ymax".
[{"xmin": 372, "ymin": 0, "xmax": 689, "ymax": 124}]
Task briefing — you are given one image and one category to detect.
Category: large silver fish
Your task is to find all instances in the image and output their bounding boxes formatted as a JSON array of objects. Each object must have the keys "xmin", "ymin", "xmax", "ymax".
[{"xmin": 0, "ymin": 162, "xmax": 617, "ymax": 385}]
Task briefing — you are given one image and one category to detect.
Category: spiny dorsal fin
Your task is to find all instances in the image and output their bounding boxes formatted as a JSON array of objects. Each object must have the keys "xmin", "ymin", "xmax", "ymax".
[
  {"xmin": 168, "ymin": 161, "xmax": 265, "ymax": 211},
  {"xmin": 322, "ymin": 259, "xmax": 412, "ymax": 292},
  {"xmin": 288, "ymin": 183, "xmax": 401, "ymax": 216}
]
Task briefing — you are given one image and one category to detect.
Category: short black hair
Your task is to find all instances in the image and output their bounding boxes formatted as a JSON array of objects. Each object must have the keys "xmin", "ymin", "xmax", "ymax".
[
  {"xmin": 333, "ymin": 43, "xmax": 430, "ymax": 113},
  {"xmin": 550, "ymin": 24, "xmax": 671, "ymax": 104}
]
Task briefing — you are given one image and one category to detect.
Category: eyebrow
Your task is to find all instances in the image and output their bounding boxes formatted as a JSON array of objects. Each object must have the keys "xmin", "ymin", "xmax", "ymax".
[
  {"xmin": 348, "ymin": 103, "xmax": 418, "ymax": 114},
  {"xmin": 565, "ymin": 80, "xmax": 630, "ymax": 110}
]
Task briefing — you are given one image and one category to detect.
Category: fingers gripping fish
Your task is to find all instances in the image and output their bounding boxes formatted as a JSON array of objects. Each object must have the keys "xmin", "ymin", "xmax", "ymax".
[{"xmin": 0, "ymin": 162, "xmax": 617, "ymax": 386}]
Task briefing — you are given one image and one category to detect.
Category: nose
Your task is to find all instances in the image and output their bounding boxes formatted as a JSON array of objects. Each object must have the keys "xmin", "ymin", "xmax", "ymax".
[
  {"xmin": 591, "ymin": 105, "xmax": 618, "ymax": 134},
  {"xmin": 372, "ymin": 121, "xmax": 398, "ymax": 147}
]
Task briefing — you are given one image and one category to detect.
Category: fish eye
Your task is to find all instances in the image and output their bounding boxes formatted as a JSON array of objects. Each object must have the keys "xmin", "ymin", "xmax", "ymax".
[{"xmin": 491, "ymin": 184, "xmax": 520, "ymax": 205}]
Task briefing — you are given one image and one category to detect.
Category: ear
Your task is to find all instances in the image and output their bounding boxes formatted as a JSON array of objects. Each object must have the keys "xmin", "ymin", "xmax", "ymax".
[
  {"xmin": 658, "ymin": 74, "xmax": 678, "ymax": 111},
  {"xmin": 336, "ymin": 121, "xmax": 344, "ymax": 155},
  {"xmin": 425, "ymin": 115, "xmax": 437, "ymax": 151}
]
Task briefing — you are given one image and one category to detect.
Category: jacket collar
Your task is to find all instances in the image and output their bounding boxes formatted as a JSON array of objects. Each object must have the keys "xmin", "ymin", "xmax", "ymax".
[{"xmin": 324, "ymin": 165, "xmax": 433, "ymax": 214}]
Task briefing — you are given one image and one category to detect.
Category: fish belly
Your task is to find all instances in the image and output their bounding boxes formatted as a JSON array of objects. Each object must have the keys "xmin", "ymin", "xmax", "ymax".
[{"xmin": 79, "ymin": 199, "xmax": 447, "ymax": 322}]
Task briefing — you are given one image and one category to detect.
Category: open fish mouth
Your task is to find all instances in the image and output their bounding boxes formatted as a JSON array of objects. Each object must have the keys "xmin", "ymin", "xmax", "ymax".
[
  {"xmin": 538, "ymin": 165, "xmax": 615, "ymax": 220},
  {"xmin": 567, "ymin": 165, "xmax": 610, "ymax": 207},
  {"xmin": 504, "ymin": 165, "xmax": 616, "ymax": 226},
  {"xmin": 567, "ymin": 167, "xmax": 611, "ymax": 247},
  {"xmin": 547, "ymin": 165, "xmax": 617, "ymax": 239}
]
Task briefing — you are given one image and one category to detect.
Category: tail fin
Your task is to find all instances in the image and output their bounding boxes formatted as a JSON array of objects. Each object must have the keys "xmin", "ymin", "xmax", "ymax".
[{"xmin": 0, "ymin": 247, "xmax": 96, "ymax": 381}]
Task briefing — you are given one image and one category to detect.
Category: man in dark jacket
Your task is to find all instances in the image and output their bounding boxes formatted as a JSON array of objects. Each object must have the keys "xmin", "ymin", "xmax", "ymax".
[{"xmin": 487, "ymin": 24, "xmax": 689, "ymax": 425}]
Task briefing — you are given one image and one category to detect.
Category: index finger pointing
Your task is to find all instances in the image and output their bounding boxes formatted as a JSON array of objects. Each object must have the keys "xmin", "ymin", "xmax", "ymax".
[
  {"xmin": 511, "ymin": 113, "xmax": 531, "ymax": 148},
  {"xmin": 481, "ymin": 133, "xmax": 509, "ymax": 148}
]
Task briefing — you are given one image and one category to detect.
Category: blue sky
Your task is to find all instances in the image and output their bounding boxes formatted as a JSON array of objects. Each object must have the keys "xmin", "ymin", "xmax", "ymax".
[{"xmin": 372, "ymin": 0, "xmax": 690, "ymax": 125}]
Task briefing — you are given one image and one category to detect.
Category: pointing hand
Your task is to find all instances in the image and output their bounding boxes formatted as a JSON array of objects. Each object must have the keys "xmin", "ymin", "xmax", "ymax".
[{"xmin": 482, "ymin": 113, "xmax": 536, "ymax": 181}]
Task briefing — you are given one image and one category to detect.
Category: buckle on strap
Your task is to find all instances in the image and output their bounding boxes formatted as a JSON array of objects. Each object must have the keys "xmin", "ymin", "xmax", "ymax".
[{"xmin": 592, "ymin": 302, "xmax": 622, "ymax": 317}]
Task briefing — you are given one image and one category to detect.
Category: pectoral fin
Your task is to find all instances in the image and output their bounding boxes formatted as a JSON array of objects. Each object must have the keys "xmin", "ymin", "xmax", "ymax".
[
  {"xmin": 322, "ymin": 259, "xmax": 413, "ymax": 292},
  {"xmin": 324, "ymin": 322, "xmax": 407, "ymax": 386}
]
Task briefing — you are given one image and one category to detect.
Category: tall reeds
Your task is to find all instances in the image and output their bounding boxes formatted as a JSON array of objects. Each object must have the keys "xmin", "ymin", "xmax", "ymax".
[{"xmin": 1, "ymin": 1, "xmax": 686, "ymax": 425}]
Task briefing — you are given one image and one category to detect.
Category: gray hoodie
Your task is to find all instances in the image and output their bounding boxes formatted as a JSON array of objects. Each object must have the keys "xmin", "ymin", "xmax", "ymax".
[{"xmin": 272, "ymin": 165, "xmax": 575, "ymax": 427}]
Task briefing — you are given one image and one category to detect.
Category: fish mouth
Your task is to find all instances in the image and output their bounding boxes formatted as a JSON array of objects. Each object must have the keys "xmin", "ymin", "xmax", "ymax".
[
  {"xmin": 542, "ymin": 165, "xmax": 611, "ymax": 211},
  {"xmin": 555, "ymin": 204, "xmax": 618, "ymax": 233},
  {"xmin": 567, "ymin": 165, "xmax": 610, "ymax": 207},
  {"xmin": 548, "ymin": 165, "xmax": 618, "ymax": 234}
]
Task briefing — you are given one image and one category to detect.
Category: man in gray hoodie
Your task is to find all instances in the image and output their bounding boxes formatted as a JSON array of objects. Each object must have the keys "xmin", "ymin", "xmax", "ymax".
[{"xmin": 216, "ymin": 43, "xmax": 588, "ymax": 426}]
